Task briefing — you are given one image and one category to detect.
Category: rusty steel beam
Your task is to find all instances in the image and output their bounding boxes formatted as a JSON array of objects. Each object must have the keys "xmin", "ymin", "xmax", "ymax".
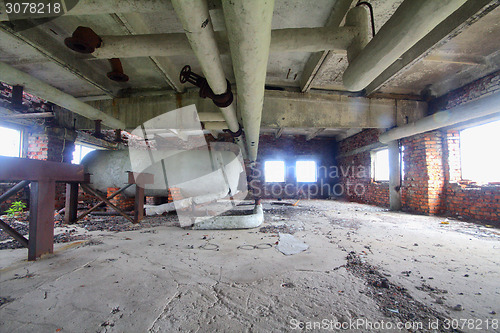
[
  {"xmin": 0, "ymin": 218, "xmax": 29, "ymax": 248},
  {"xmin": 0, "ymin": 157, "xmax": 87, "ymax": 182},
  {"xmin": 65, "ymin": 183, "xmax": 79, "ymax": 224},
  {"xmin": 28, "ymin": 180, "xmax": 56, "ymax": 260},
  {"xmin": 80, "ymin": 184, "xmax": 135, "ymax": 223},
  {"xmin": 0, "ymin": 180, "xmax": 30, "ymax": 204},
  {"xmin": 76, "ymin": 184, "xmax": 133, "ymax": 221}
]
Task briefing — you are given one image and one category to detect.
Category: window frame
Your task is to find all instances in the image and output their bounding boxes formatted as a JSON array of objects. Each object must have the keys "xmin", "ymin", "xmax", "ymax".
[
  {"xmin": 371, "ymin": 148, "xmax": 390, "ymax": 182},
  {"xmin": 264, "ymin": 160, "xmax": 286, "ymax": 183},
  {"xmin": 295, "ymin": 160, "xmax": 318, "ymax": 183}
]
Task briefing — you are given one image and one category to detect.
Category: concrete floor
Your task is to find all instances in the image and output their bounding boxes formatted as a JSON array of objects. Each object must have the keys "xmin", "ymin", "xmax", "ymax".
[{"xmin": 0, "ymin": 200, "xmax": 499, "ymax": 332}]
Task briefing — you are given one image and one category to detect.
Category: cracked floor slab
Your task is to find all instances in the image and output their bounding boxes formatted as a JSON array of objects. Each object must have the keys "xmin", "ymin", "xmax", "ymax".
[{"xmin": 0, "ymin": 200, "xmax": 498, "ymax": 332}]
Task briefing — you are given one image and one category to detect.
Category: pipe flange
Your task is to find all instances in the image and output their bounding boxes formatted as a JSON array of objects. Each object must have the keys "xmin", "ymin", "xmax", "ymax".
[
  {"xmin": 212, "ymin": 80, "xmax": 233, "ymax": 108},
  {"xmin": 64, "ymin": 26, "xmax": 102, "ymax": 54},
  {"xmin": 225, "ymin": 123, "xmax": 243, "ymax": 137}
]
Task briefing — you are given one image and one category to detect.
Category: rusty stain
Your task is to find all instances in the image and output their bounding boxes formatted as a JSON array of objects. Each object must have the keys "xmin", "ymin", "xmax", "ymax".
[
  {"xmin": 286, "ymin": 68, "xmax": 291, "ymax": 79},
  {"xmin": 293, "ymin": 74, "xmax": 297, "ymax": 80},
  {"xmin": 176, "ymin": 93, "xmax": 183, "ymax": 109}
]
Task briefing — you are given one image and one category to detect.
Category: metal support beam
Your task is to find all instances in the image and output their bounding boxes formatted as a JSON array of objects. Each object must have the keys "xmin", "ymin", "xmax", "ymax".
[
  {"xmin": 29, "ymin": 180, "xmax": 56, "ymax": 260},
  {"xmin": 80, "ymin": 184, "xmax": 135, "ymax": 223},
  {"xmin": 0, "ymin": 180, "xmax": 30, "ymax": 203},
  {"xmin": 65, "ymin": 183, "xmax": 79, "ymax": 224},
  {"xmin": 0, "ymin": 218, "xmax": 29, "ymax": 248}
]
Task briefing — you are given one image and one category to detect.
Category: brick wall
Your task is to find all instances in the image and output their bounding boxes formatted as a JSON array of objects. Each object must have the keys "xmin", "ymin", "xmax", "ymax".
[
  {"xmin": 401, "ymin": 131, "xmax": 445, "ymax": 215},
  {"xmin": 27, "ymin": 130, "xmax": 75, "ymax": 210},
  {"xmin": 337, "ymin": 129, "xmax": 390, "ymax": 207},
  {"xmin": 249, "ymin": 135, "xmax": 338, "ymax": 199}
]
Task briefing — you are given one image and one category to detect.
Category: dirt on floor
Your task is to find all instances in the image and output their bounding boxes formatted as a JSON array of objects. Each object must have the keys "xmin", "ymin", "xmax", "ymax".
[{"xmin": 0, "ymin": 199, "xmax": 498, "ymax": 332}]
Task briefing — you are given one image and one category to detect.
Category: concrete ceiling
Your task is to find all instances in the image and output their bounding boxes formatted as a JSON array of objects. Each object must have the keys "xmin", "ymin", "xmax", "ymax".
[{"xmin": 0, "ymin": 0, "xmax": 499, "ymax": 141}]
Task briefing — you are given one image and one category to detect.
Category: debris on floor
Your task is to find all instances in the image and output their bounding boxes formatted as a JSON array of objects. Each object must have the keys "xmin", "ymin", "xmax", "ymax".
[
  {"xmin": 276, "ymin": 233, "xmax": 309, "ymax": 255},
  {"xmin": 259, "ymin": 224, "xmax": 299, "ymax": 234}
]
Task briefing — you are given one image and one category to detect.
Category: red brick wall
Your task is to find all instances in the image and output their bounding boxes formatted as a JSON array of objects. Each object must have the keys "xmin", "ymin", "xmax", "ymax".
[
  {"xmin": 27, "ymin": 131, "xmax": 75, "ymax": 210},
  {"xmin": 337, "ymin": 129, "xmax": 389, "ymax": 207},
  {"xmin": 401, "ymin": 131, "xmax": 445, "ymax": 215}
]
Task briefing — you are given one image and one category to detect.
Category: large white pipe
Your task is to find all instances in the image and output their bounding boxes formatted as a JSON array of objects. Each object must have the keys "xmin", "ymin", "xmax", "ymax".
[
  {"xmin": 171, "ymin": 0, "xmax": 246, "ymax": 155},
  {"xmin": 92, "ymin": 27, "xmax": 355, "ymax": 59},
  {"xmin": 0, "ymin": 62, "xmax": 124, "ymax": 129},
  {"xmin": 222, "ymin": 0, "xmax": 275, "ymax": 162},
  {"xmin": 379, "ymin": 91, "xmax": 500, "ymax": 143},
  {"xmin": 342, "ymin": 0, "xmax": 467, "ymax": 91}
]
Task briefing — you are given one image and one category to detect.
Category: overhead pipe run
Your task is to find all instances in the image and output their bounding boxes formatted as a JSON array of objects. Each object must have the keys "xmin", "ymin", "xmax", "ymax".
[
  {"xmin": 222, "ymin": 0, "xmax": 275, "ymax": 162},
  {"xmin": 90, "ymin": 27, "xmax": 357, "ymax": 59},
  {"xmin": 342, "ymin": 0, "xmax": 467, "ymax": 91},
  {"xmin": 379, "ymin": 91, "xmax": 500, "ymax": 144},
  {"xmin": 0, "ymin": 62, "xmax": 125, "ymax": 129},
  {"xmin": 166, "ymin": 0, "xmax": 247, "ymax": 156}
]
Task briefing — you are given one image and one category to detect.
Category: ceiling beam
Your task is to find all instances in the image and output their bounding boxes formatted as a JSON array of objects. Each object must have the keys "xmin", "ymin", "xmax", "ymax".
[
  {"xmin": 300, "ymin": 0, "xmax": 355, "ymax": 92},
  {"xmin": 275, "ymin": 127, "xmax": 283, "ymax": 139},
  {"xmin": 364, "ymin": 0, "xmax": 496, "ymax": 95},
  {"xmin": 84, "ymin": 89, "xmax": 423, "ymax": 130},
  {"xmin": 0, "ymin": 61, "xmax": 125, "ymax": 128},
  {"xmin": 0, "ymin": 23, "xmax": 117, "ymax": 97},
  {"xmin": 114, "ymin": 13, "xmax": 185, "ymax": 93},
  {"xmin": 305, "ymin": 128, "xmax": 325, "ymax": 141}
]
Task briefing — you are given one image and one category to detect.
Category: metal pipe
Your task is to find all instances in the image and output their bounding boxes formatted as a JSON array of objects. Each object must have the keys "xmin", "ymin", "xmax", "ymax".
[
  {"xmin": 342, "ymin": 0, "xmax": 467, "ymax": 91},
  {"xmin": 379, "ymin": 91, "xmax": 500, "ymax": 143},
  {"xmin": 91, "ymin": 27, "xmax": 356, "ymax": 59},
  {"xmin": 0, "ymin": 180, "xmax": 30, "ymax": 204},
  {"xmin": 222, "ymin": 0, "xmax": 275, "ymax": 161},
  {"xmin": 0, "ymin": 62, "xmax": 125, "ymax": 129},
  {"xmin": 171, "ymin": 0, "xmax": 246, "ymax": 156}
]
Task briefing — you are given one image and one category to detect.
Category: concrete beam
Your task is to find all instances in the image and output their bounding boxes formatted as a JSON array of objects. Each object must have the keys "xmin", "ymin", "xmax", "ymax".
[
  {"xmin": 84, "ymin": 90, "xmax": 423, "ymax": 131},
  {"xmin": 300, "ymin": 0, "xmax": 355, "ymax": 92},
  {"xmin": 114, "ymin": 13, "xmax": 185, "ymax": 93},
  {"xmin": 379, "ymin": 91, "xmax": 500, "ymax": 143},
  {"xmin": 343, "ymin": 0, "xmax": 468, "ymax": 91},
  {"xmin": 305, "ymin": 128, "xmax": 325, "ymax": 141},
  {"xmin": 365, "ymin": 0, "xmax": 495, "ymax": 95},
  {"xmin": 0, "ymin": 23, "xmax": 116, "ymax": 97},
  {"xmin": 388, "ymin": 141, "xmax": 401, "ymax": 211},
  {"xmin": 0, "ymin": 62, "xmax": 125, "ymax": 129},
  {"xmin": 275, "ymin": 127, "xmax": 283, "ymax": 139}
]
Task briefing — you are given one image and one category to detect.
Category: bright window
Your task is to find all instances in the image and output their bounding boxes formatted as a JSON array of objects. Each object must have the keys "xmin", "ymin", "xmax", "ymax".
[
  {"xmin": 0, "ymin": 126, "xmax": 21, "ymax": 157},
  {"xmin": 72, "ymin": 144, "xmax": 95, "ymax": 164},
  {"xmin": 264, "ymin": 161, "xmax": 285, "ymax": 182},
  {"xmin": 460, "ymin": 120, "xmax": 500, "ymax": 183},
  {"xmin": 372, "ymin": 149, "xmax": 389, "ymax": 181},
  {"xmin": 296, "ymin": 161, "xmax": 317, "ymax": 182}
]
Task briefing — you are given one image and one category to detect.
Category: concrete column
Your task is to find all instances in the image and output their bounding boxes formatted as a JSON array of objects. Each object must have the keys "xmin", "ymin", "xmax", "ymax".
[{"xmin": 388, "ymin": 140, "xmax": 401, "ymax": 211}]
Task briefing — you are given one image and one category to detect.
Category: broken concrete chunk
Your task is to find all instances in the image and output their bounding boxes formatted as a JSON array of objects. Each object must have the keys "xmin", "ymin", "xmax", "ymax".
[{"xmin": 276, "ymin": 233, "xmax": 309, "ymax": 256}]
